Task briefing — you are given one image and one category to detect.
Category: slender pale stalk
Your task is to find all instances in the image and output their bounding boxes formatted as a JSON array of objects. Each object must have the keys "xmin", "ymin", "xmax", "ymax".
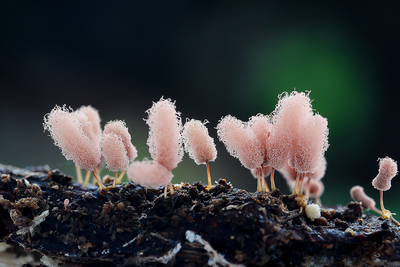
[
  {"xmin": 169, "ymin": 182, "xmax": 175, "ymax": 195},
  {"xmin": 92, "ymin": 170, "xmax": 105, "ymax": 190},
  {"xmin": 84, "ymin": 171, "xmax": 91, "ymax": 187},
  {"xmin": 75, "ymin": 165, "xmax": 83, "ymax": 184},
  {"xmin": 257, "ymin": 168, "xmax": 262, "ymax": 193},
  {"xmin": 112, "ymin": 172, "xmax": 118, "ymax": 188},
  {"xmin": 380, "ymin": 190, "xmax": 385, "ymax": 213},
  {"xmin": 292, "ymin": 173, "xmax": 300, "ymax": 195},
  {"xmin": 91, "ymin": 167, "xmax": 101, "ymax": 185},
  {"xmin": 116, "ymin": 170, "xmax": 126, "ymax": 184},
  {"xmin": 270, "ymin": 168, "xmax": 276, "ymax": 192},
  {"xmin": 261, "ymin": 166, "xmax": 270, "ymax": 193},
  {"xmin": 378, "ymin": 190, "xmax": 395, "ymax": 220},
  {"xmin": 297, "ymin": 173, "xmax": 306, "ymax": 195},
  {"xmin": 96, "ymin": 167, "xmax": 101, "ymax": 177},
  {"xmin": 164, "ymin": 182, "xmax": 175, "ymax": 198},
  {"xmin": 206, "ymin": 160, "xmax": 213, "ymax": 190}
]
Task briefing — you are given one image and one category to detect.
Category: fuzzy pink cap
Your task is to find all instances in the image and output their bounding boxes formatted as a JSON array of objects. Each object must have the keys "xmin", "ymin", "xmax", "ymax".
[
  {"xmin": 101, "ymin": 133, "xmax": 130, "ymax": 172},
  {"xmin": 216, "ymin": 115, "xmax": 264, "ymax": 170},
  {"xmin": 146, "ymin": 98, "xmax": 183, "ymax": 171},
  {"xmin": 43, "ymin": 105, "xmax": 101, "ymax": 171},
  {"xmin": 74, "ymin": 106, "xmax": 102, "ymax": 146},
  {"xmin": 127, "ymin": 159, "xmax": 173, "ymax": 188},
  {"xmin": 267, "ymin": 91, "xmax": 314, "ymax": 170},
  {"xmin": 103, "ymin": 120, "xmax": 137, "ymax": 162},
  {"xmin": 292, "ymin": 114, "xmax": 329, "ymax": 174},
  {"xmin": 372, "ymin": 157, "xmax": 398, "ymax": 191},
  {"xmin": 350, "ymin": 185, "xmax": 376, "ymax": 210},
  {"xmin": 249, "ymin": 114, "xmax": 272, "ymax": 164},
  {"xmin": 182, "ymin": 119, "xmax": 217, "ymax": 165}
]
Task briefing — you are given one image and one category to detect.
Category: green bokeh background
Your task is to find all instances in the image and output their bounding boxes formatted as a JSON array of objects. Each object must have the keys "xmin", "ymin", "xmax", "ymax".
[{"xmin": 1, "ymin": 2, "xmax": 399, "ymax": 219}]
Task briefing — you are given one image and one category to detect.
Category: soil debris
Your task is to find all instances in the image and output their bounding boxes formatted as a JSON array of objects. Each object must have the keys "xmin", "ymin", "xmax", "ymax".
[{"xmin": 1, "ymin": 164, "xmax": 400, "ymax": 266}]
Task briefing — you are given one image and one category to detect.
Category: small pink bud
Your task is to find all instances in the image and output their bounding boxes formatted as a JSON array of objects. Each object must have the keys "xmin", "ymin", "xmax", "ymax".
[
  {"xmin": 350, "ymin": 185, "xmax": 376, "ymax": 210},
  {"xmin": 372, "ymin": 157, "xmax": 398, "ymax": 191},
  {"xmin": 64, "ymin": 198, "xmax": 70, "ymax": 209}
]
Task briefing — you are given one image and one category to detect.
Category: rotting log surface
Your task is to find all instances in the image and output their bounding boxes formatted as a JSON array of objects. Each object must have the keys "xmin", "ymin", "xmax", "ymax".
[{"xmin": 1, "ymin": 164, "xmax": 400, "ymax": 267}]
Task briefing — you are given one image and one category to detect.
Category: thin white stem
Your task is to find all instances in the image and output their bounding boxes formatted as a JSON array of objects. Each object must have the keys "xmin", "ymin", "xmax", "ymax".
[
  {"xmin": 257, "ymin": 167, "xmax": 262, "ymax": 193},
  {"xmin": 112, "ymin": 172, "xmax": 118, "ymax": 188},
  {"xmin": 116, "ymin": 170, "xmax": 126, "ymax": 184},
  {"xmin": 75, "ymin": 165, "xmax": 83, "ymax": 184},
  {"xmin": 297, "ymin": 173, "xmax": 305, "ymax": 196},
  {"xmin": 270, "ymin": 168, "xmax": 276, "ymax": 192},
  {"xmin": 92, "ymin": 170, "xmax": 105, "ymax": 190},
  {"xmin": 292, "ymin": 173, "xmax": 300, "ymax": 196},
  {"xmin": 169, "ymin": 182, "xmax": 175, "ymax": 195},
  {"xmin": 262, "ymin": 165, "xmax": 270, "ymax": 193},
  {"xmin": 206, "ymin": 161, "xmax": 213, "ymax": 190},
  {"xmin": 84, "ymin": 171, "xmax": 91, "ymax": 187}
]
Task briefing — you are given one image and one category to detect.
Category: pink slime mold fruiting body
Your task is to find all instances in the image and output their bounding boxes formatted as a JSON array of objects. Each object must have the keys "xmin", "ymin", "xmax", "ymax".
[
  {"xmin": 73, "ymin": 106, "xmax": 103, "ymax": 185},
  {"xmin": 372, "ymin": 157, "xmax": 398, "ymax": 191},
  {"xmin": 182, "ymin": 119, "xmax": 217, "ymax": 189},
  {"xmin": 266, "ymin": 91, "xmax": 314, "ymax": 193},
  {"xmin": 216, "ymin": 115, "xmax": 264, "ymax": 171},
  {"xmin": 371, "ymin": 157, "xmax": 398, "ymax": 219},
  {"xmin": 249, "ymin": 114, "xmax": 273, "ymax": 192},
  {"xmin": 43, "ymin": 105, "xmax": 104, "ymax": 189},
  {"xmin": 145, "ymin": 97, "xmax": 183, "ymax": 197},
  {"xmin": 102, "ymin": 120, "xmax": 137, "ymax": 187}
]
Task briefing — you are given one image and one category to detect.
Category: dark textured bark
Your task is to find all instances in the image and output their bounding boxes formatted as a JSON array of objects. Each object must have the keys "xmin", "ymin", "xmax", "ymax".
[{"xmin": 0, "ymin": 164, "xmax": 400, "ymax": 267}]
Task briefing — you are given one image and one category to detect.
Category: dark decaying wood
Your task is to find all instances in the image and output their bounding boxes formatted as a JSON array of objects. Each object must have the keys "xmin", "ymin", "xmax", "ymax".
[{"xmin": 1, "ymin": 164, "xmax": 400, "ymax": 267}]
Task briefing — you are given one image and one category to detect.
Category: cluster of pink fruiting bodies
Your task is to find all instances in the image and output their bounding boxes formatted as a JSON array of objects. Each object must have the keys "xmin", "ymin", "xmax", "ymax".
[
  {"xmin": 43, "ymin": 90, "xmax": 398, "ymax": 220},
  {"xmin": 43, "ymin": 91, "xmax": 329, "ymax": 200}
]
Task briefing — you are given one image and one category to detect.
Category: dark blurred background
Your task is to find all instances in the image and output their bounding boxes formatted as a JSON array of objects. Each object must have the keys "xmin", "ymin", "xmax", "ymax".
[{"xmin": 1, "ymin": 2, "xmax": 399, "ymax": 217}]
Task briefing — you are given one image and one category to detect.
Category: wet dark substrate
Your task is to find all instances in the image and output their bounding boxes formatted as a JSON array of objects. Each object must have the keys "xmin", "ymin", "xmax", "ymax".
[{"xmin": 1, "ymin": 164, "xmax": 400, "ymax": 267}]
